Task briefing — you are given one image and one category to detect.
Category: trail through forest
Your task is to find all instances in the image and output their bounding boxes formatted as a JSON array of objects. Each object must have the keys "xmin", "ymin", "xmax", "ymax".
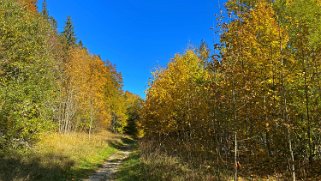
[
  {"xmin": 85, "ymin": 151, "xmax": 131, "ymax": 181},
  {"xmin": 85, "ymin": 139, "xmax": 135, "ymax": 181},
  {"xmin": 3, "ymin": 0, "xmax": 321, "ymax": 180}
]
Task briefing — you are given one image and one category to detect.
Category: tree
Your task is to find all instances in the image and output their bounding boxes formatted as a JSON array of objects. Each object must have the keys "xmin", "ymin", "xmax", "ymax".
[
  {"xmin": 18, "ymin": 0, "xmax": 38, "ymax": 12},
  {"xmin": 40, "ymin": 0, "xmax": 57, "ymax": 32},
  {"xmin": 140, "ymin": 0, "xmax": 321, "ymax": 179},
  {"xmin": 197, "ymin": 40, "xmax": 210, "ymax": 63},
  {"xmin": 124, "ymin": 92, "xmax": 143, "ymax": 138},
  {"xmin": 142, "ymin": 50, "xmax": 212, "ymax": 162},
  {"xmin": 63, "ymin": 17, "xmax": 77, "ymax": 47},
  {"xmin": 41, "ymin": 0, "xmax": 49, "ymax": 19},
  {"xmin": 274, "ymin": 0, "xmax": 321, "ymax": 165},
  {"xmin": 0, "ymin": 0, "xmax": 57, "ymax": 147}
]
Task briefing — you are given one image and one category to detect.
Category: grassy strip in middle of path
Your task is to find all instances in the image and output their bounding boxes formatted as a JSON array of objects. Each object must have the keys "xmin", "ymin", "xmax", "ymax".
[{"xmin": 116, "ymin": 151, "xmax": 142, "ymax": 181}]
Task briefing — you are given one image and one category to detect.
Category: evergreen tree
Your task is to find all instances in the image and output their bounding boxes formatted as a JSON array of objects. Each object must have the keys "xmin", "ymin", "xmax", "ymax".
[
  {"xmin": 41, "ymin": 0, "xmax": 49, "ymax": 19},
  {"xmin": 78, "ymin": 40, "xmax": 84, "ymax": 48},
  {"xmin": 49, "ymin": 17, "xmax": 58, "ymax": 30},
  {"xmin": 63, "ymin": 16, "xmax": 76, "ymax": 46},
  {"xmin": 40, "ymin": 0, "xmax": 57, "ymax": 29}
]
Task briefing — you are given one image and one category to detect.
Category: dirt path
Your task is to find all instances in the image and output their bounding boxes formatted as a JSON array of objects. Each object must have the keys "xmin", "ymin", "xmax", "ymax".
[
  {"xmin": 84, "ymin": 150, "xmax": 131, "ymax": 181},
  {"xmin": 84, "ymin": 137, "xmax": 136, "ymax": 181}
]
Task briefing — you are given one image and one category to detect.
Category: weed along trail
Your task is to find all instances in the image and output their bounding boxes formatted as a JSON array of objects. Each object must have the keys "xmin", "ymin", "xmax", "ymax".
[{"xmin": 84, "ymin": 138, "xmax": 136, "ymax": 181}]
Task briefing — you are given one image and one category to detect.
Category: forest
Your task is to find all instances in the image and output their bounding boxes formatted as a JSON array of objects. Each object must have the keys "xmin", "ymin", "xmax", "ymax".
[
  {"xmin": 0, "ymin": 0, "xmax": 142, "ymax": 180},
  {"xmin": 1, "ymin": 0, "xmax": 321, "ymax": 180},
  {"xmin": 0, "ymin": 0, "xmax": 143, "ymax": 145},
  {"xmin": 139, "ymin": 0, "xmax": 321, "ymax": 180}
]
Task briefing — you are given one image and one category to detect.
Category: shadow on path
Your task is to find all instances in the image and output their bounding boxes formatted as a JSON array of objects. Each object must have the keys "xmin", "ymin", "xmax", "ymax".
[
  {"xmin": 0, "ymin": 152, "xmax": 74, "ymax": 181},
  {"xmin": 0, "ymin": 136, "xmax": 137, "ymax": 181},
  {"xmin": 108, "ymin": 137, "xmax": 137, "ymax": 151}
]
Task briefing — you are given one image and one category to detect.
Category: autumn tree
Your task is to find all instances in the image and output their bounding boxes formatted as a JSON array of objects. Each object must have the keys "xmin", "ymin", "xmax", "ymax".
[
  {"xmin": 0, "ymin": 0, "xmax": 57, "ymax": 147},
  {"xmin": 141, "ymin": 0, "xmax": 321, "ymax": 179},
  {"xmin": 142, "ymin": 50, "xmax": 212, "ymax": 162},
  {"xmin": 17, "ymin": 0, "xmax": 38, "ymax": 12}
]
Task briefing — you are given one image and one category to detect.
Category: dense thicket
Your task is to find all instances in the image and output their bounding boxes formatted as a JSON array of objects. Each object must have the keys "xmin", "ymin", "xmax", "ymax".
[
  {"xmin": 0, "ymin": 0, "xmax": 57, "ymax": 147},
  {"xmin": 0, "ymin": 0, "xmax": 139, "ymax": 149},
  {"xmin": 141, "ymin": 0, "xmax": 321, "ymax": 179}
]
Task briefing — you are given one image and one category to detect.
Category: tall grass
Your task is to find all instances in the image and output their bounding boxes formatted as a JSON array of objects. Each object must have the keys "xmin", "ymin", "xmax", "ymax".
[
  {"xmin": 0, "ymin": 131, "xmax": 119, "ymax": 181},
  {"xmin": 116, "ymin": 151, "xmax": 227, "ymax": 181},
  {"xmin": 116, "ymin": 141, "xmax": 288, "ymax": 181}
]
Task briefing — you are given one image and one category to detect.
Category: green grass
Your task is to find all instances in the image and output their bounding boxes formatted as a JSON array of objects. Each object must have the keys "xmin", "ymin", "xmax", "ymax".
[
  {"xmin": 0, "ymin": 131, "xmax": 121, "ymax": 181},
  {"xmin": 116, "ymin": 151, "xmax": 143, "ymax": 181},
  {"xmin": 70, "ymin": 145, "xmax": 116, "ymax": 179}
]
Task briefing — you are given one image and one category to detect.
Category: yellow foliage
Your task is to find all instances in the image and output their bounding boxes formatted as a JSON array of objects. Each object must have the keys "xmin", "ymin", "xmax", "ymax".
[
  {"xmin": 65, "ymin": 47, "xmax": 126, "ymax": 132},
  {"xmin": 142, "ymin": 50, "xmax": 211, "ymax": 135}
]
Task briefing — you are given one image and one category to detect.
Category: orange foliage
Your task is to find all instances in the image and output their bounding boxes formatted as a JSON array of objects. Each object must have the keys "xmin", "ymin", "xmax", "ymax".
[{"xmin": 18, "ymin": 0, "xmax": 37, "ymax": 12}]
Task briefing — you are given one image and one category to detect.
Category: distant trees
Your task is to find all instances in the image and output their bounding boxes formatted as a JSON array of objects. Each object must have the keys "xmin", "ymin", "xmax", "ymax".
[
  {"xmin": 55, "ymin": 12, "xmax": 131, "ymax": 135},
  {"xmin": 62, "ymin": 46, "xmax": 127, "ymax": 134},
  {"xmin": 124, "ymin": 91, "xmax": 143, "ymax": 137}
]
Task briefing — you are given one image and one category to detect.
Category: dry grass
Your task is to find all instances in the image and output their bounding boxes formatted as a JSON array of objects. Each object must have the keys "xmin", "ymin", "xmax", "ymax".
[
  {"xmin": 116, "ymin": 141, "xmax": 295, "ymax": 181},
  {"xmin": 0, "ymin": 131, "xmax": 121, "ymax": 181},
  {"xmin": 137, "ymin": 151, "xmax": 319, "ymax": 181},
  {"xmin": 35, "ymin": 131, "xmax": 117, "ymax": 166},
  {"xmin": 117, "ymin": 150, "xmax": 229, "ymax": 181}
]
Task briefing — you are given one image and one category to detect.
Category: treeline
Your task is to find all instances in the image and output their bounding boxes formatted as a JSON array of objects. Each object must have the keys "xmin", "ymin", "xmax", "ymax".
[
  {"xmin": 0, "ymin": 0, "xmax": 141, "ymax": 149},
  {"xmin": 141, "ymin": 0, "xmax": 321, "ymax": 179}
]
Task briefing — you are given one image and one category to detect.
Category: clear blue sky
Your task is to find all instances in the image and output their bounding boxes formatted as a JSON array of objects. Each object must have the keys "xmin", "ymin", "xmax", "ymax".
[{"xmin": 37, "ymin": 0, "xmax": 225, "ymax": 98}]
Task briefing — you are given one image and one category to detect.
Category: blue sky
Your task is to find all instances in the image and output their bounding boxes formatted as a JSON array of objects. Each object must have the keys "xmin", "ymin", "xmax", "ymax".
[{"xmin": 37, "ymin": 0, "xmax": 225, "ymax": 98}]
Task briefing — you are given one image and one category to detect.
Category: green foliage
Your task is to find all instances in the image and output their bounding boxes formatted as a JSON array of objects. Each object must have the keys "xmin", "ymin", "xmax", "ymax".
[
  {"xmin": 0, "ymin": 0, "xmax": 56, "ymax": 148},
  {"xmin": 275, "ymin": 0, "xmax": 321, "ymax": 48},
  {"xmin": 0, "ymin": 0, "xmax": 129, "ymax": 149},
  {"xmin": 63, "ymin": 16, "xmax": 76, "ymax": 46},
  {"xmin": 124, "ymin": 92, "xmax": 143, "ymax": 137}
]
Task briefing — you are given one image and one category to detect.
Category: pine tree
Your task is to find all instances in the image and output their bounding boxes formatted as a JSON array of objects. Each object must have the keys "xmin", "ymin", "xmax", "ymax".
[
  {"xmin": 41, "ymin": 0, "xmax": 57, "ymax": 29},
  {"xmin": 63, "ymin": 16, "xmax": 76, "ymax": 46},
  {"xmin": 78, "ymin": 40, "xmax": 84, "ymax": 48},
  {"xmin": 41, "ymin": 0, "xmax": 49, "ymax": 19}
]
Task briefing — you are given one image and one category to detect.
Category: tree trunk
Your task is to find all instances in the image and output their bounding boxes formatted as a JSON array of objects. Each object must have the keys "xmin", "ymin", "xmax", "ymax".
[
  {"xmin": 234, "ymin": 132, "xmax": 238, "ymax": 181},
  {"xmin": 288, "ymin": 129, "xmax": 296, "ymax": 181}
]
